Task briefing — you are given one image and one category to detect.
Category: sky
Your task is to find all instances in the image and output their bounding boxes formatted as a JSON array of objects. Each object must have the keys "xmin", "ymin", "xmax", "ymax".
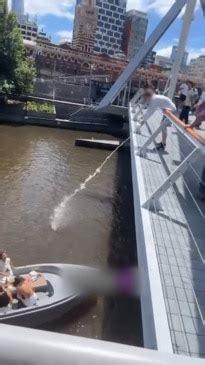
[{"xmin": 8, "ymin": 0, "xmax": 205, "ymax": 62}]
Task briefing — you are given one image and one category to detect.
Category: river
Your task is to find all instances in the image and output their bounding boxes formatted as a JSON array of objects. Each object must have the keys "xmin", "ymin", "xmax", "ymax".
[{"xmin": 0, "ymin": 124, "xmax": 142, "ymax": 346}]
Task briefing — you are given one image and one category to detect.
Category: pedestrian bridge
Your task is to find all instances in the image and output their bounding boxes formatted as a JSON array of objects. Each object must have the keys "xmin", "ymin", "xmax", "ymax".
[{"xmin": 1, "ymin": 100, "xmax": 205, "ymax": 364}]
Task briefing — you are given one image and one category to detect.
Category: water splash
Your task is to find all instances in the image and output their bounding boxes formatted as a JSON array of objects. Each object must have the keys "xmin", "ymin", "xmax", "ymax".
[{"xmin": 50, "ymin": 137, "xmax": 130, "ymax": 231}]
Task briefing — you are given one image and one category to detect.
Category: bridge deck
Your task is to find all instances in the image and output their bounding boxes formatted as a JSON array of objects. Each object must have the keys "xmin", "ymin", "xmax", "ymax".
[{"xmin": 130, "ymin": 108, "xmax": 205, "ymax": 358}]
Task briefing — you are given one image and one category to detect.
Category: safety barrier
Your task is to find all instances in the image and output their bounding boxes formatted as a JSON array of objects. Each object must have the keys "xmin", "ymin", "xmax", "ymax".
[
  {"xmin": 130, "ymin": 100, "xmax": 205, "ymax": 214},
  {"xmin": 0, "ymin": 324, "xmax": 203, "ymax": 364}
]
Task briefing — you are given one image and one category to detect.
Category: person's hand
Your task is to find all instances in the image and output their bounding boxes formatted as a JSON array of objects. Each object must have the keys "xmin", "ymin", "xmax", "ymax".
[{"xmin": 184, "ymin": 125, "xmax": 193, "ymax": 130}]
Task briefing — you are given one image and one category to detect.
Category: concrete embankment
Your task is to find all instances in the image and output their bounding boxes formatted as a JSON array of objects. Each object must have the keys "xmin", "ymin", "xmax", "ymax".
[{"xmin": 0, "ymin": 102, "xmax": 127, "ymax": 136}]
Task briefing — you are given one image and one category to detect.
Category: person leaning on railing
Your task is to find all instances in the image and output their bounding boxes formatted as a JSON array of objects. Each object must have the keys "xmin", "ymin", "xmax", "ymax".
[
  {"xmin": 137, "ymin": 83, "xmax": 176, "ymax": 151},
  {"xmin": 185, "ymin": 90, "xmax": 205, "ymax": 130}
]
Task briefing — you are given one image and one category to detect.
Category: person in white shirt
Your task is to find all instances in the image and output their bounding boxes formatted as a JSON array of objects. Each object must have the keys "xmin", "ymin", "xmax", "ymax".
[
  {"xmin": 178, "ymin": 82, "xmax": 189, "ymax": 101},
  {"xmin": 0, "ymin": 251, "xmax": 14, "ymax": 283},
  {"xmin": 140, "ymin": 84, "xmax": 176, "ymax": 150},
  {"xmin": 179, "ymin": 81, "xmax": 195, "ymax": 124}
]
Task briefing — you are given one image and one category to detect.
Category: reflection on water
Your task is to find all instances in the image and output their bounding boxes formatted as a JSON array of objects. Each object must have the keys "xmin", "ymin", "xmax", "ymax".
[{"xmin": 0, "ymin": 125, "xmax": 142, "ymax": 346}]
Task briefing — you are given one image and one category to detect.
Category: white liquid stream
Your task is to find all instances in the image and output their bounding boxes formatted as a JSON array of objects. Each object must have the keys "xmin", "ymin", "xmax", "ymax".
[{"xmin": 50, "ymin": 137, "xmax": 130, "ymax": 231}]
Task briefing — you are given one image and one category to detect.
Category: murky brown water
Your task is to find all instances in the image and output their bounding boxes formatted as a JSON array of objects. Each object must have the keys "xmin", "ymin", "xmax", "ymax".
[{"xmin": 0, "ymin": 124, "xmax": 142, "ymax": 346}]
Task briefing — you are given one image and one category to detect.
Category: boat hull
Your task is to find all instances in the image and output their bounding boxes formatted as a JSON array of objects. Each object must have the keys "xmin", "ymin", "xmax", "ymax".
[
  {"xmin": 0, "ymin": 264, "xmax": 86, "ymax": 327},
  {"xmin": 0, "ymin": 295, "xmax": 81, "ymax": 327}
]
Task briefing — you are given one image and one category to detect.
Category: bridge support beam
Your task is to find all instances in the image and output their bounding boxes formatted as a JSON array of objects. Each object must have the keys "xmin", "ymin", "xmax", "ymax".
[
  {"xmin": 96, "ymin": 0, "xmax": 187, "ymax": 111},
  {"xmin": 167, "ymin": 0, "xmax": 197, "ymax": 99}
]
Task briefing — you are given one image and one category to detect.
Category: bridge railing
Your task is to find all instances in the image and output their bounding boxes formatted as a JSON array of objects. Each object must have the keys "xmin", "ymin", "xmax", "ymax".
[
  {"xmin": 0, "ymin": 324, "xmax": 203, "ymax": 364},
  {"xmin": 129, "ymin": 99, "xmax": 205, "ymax": 214},
  {"xmin": 129, "ymin": 98, "xmax": 205, "ymax": 347}
]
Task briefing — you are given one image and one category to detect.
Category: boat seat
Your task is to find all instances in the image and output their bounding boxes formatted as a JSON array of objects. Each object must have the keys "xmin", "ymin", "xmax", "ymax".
[{"xmin": 36, "ymin": 292, "xmax": 51, "ymax": 305}]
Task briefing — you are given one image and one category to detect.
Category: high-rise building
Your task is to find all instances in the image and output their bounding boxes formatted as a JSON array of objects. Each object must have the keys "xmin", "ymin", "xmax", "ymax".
[
  {"xmin": 73, "ymin": 0, "xmax": 97, "ymax": 53},
  {"xmin": 142, "ymin": 51, "xmax": 156, "ymax": 68},
  {"xmin": 17, "ymin": 14, "xmax": 38, "ymax": 42},
  {"xmin": 11, "ymin": 0, "xmax": 37, "ymax": 42},
  {"xmin": 11, "ymin": 0, "xmax": 24, "ymax": 20},
  {"xmin": 171, "ymin": 46, "xmax": 189, "ymax": 68},
  {"xmin": 155, "ymin": 55, "xmax": 173, "ymax": 69},
  {"xmin": 94, "ymin": 0, "xmax": 127, "ymax": 56},
  {"xmin": 122, "ymin": 10, "xmax": 148, "ymax": 60},
  {"xmin": 188, "ymin": 55, "xmax": 205, "ymax": 79}
]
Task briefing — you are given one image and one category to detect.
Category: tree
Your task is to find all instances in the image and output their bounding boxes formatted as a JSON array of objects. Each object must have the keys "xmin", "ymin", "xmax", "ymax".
[
  {"xmin": 3, "ymin": 12, "xmax": 24, "ymax": 80},
  {"xmin": 14, "ymin": 59, "xmax": 36, "ymax": 95},
  {"xmin": 0, "ymin": 0, "xmax": 8, "ymax": 79},
  {"xmin": 0, "ymin": 2, "xmax": 36, "ymax": 95}
]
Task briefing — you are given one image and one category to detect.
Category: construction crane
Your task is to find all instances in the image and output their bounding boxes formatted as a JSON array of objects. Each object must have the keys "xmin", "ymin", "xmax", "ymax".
[{"xmin": 96, "ymin": 0, "xmax": 205, "ymax": 111}]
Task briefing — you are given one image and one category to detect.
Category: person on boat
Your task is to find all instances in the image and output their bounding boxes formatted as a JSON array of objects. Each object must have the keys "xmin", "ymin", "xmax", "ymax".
[
  {"xmin": 14, "ymin": 276, "xmax": 38, "ymax": 307},
  {"xmin": 0, "ymin": 251, "xmax": 14, "ymax": 283},
  {"xmin": 140, "ymin": 84, "xmax": 176, "ymax": 150},
  {"xmin": 0, "ymin": 285, "xmax": 13, "ymax": 308}
]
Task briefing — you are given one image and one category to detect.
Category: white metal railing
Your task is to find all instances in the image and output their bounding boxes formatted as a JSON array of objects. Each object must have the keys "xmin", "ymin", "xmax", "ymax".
[
  {"xmin": 0, "ymin": 324, "xmax": 203, "ymax": 364},
  {"xmin": 129, "ymin": 98, "xmax": 205, "ymax": 352},
  {"xmin": 130, "ymin": 99, "xmax": 205, "ymax": 214}
]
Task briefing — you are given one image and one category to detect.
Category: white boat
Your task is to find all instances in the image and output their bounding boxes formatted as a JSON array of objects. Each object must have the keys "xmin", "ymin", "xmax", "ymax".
[{"xmin": 0, "ymin": 264, "xmax": 88, "ymax": 327}]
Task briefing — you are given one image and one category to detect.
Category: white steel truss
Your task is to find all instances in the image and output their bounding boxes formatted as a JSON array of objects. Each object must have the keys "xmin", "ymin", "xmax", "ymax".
[{"xmin": 96, "ymin": 0, "xmax": 200, "ymax": 111}]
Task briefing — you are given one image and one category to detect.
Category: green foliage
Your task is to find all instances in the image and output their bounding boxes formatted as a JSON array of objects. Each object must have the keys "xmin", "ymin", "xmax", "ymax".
[
  {"xmin": 4, "ymin": 13, "xmax": 24, "ymax": 80},
  {"xmin": 26, "ymin": 101, "xmax": 56, "ymax": 114},
  {"xmin": 0, "ymin": 79, "xmax": 15, "ymax": 95},
  {"xmin": 0, "ymin": 3, "xmax": 36, "ymax": 96},
  {"xmin": 0, "ymin": 0, "xmax": 8, "ymax": 77},
  {"xmin": 14, "ymin": 59, "xmax": 36, "ymax": 95}
]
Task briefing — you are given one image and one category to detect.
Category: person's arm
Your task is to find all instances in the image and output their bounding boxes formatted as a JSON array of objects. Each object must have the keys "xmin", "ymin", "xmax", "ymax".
[
  {"xmin": 184, "ymin": 119, "xmax": 198, "ymax": 129},
  {"xmin": 8, "ymin": 257, "xmax": 14, "ymax": 269},
  {"xmin": 6, "ymin": 289, "xmax": 13, "ymax": 304},
  {"xmin": 5, "ymin": 257, "xmax": 13, "ymax": 274},
  {"xmin": 0, "ymin": 271, "xmax": 7, "ymax": 276}
]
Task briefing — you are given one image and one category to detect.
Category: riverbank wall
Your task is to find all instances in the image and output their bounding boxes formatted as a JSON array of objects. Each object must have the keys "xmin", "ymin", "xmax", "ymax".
[{"xmin": 0, "ymin": 103, "xmax": 127, "ymax": 136}]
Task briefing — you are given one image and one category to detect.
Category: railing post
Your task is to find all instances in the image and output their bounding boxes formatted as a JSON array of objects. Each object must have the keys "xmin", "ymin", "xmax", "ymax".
[
  {"xmin": 142, "ymin": 147, "xmax": 200, "ymax": 210},
  {"xmin": 138, "ymin": 118, "xmax": 170, "ymax": 156}
]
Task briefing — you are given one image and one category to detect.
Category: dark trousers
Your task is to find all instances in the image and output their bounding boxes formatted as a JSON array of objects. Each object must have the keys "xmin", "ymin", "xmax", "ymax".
[
  {"xmin": 199, "ymin": 166, "xmax": 205, "ymax": 195},
  {"xmin": 180, "ymin": 106, "xmax": 191, "ymax": 124}
]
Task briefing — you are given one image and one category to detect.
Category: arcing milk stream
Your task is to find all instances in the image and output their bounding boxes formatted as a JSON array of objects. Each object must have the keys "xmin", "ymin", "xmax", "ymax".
[{"xmin": 50, "ymin": 137, "xmax": 130, "ymax": 231}]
